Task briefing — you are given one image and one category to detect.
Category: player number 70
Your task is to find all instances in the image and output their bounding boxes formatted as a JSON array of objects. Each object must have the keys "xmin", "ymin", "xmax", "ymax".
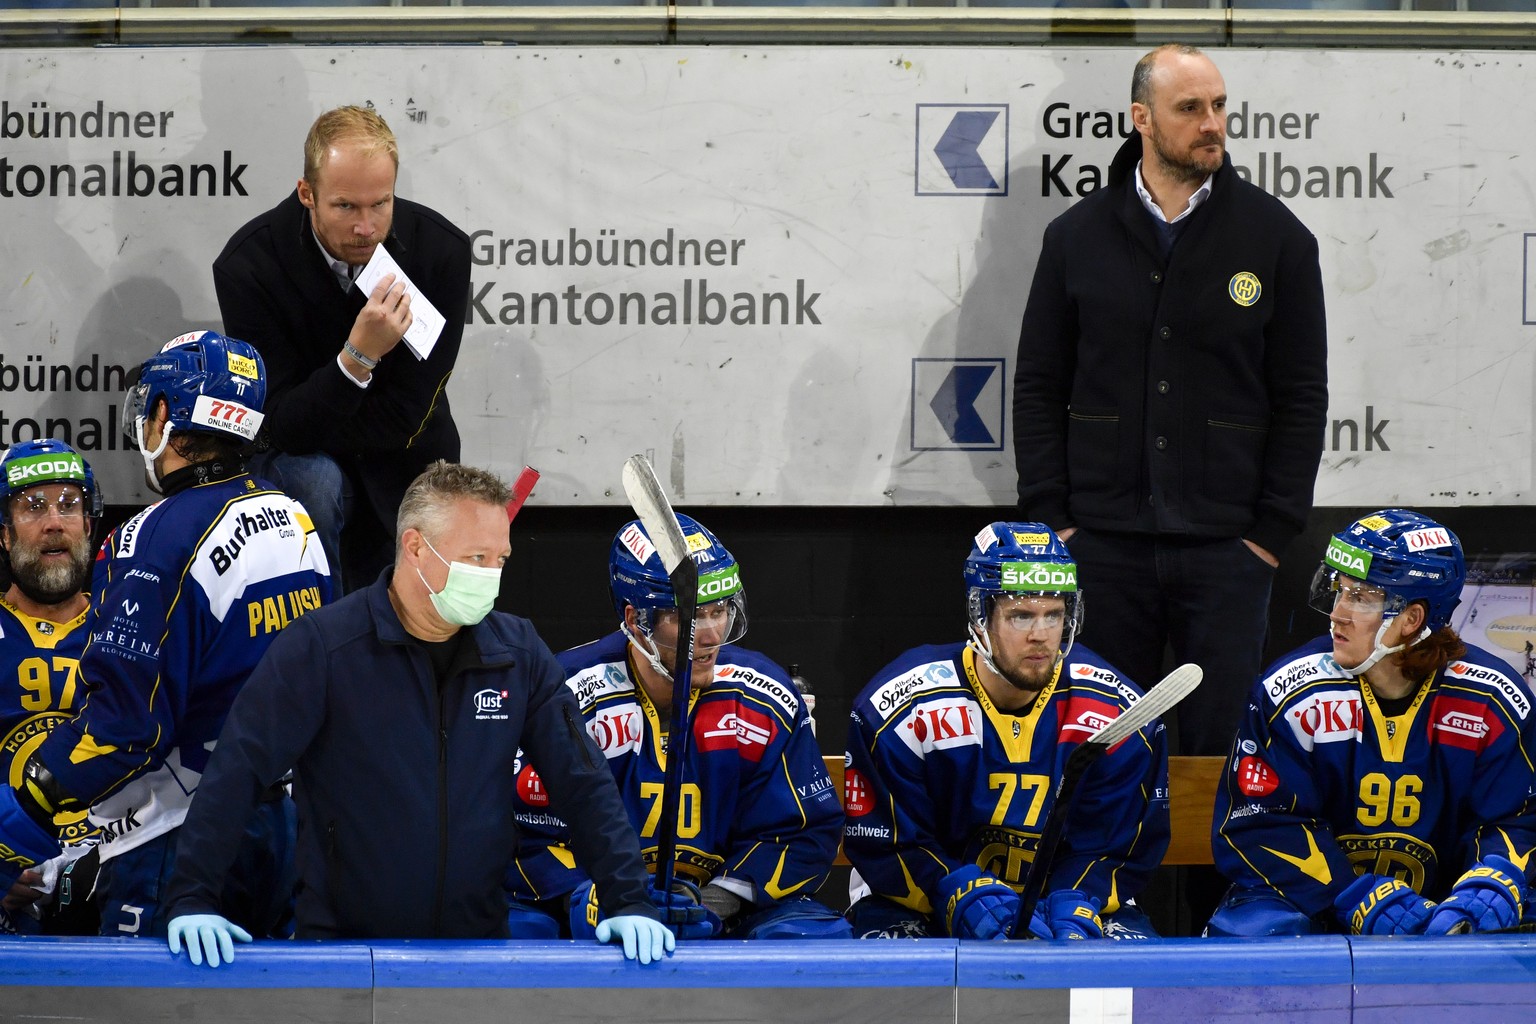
[{"xmin": 640, "ymin": 781, "xmax": 703, "ymax": 839}]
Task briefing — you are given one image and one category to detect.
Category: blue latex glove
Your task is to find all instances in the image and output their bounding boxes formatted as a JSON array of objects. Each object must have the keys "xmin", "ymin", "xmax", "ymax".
[
  {"xmin": 939, "ymin": 865, "xmax": 1019, "ymax": 941},
  {"xmin": 650, "ymin": 879, "xmax": 723, "ymax": 940},
  {"xmin": 1334, "ymin": 873, "xmax": 1436, "ymax": 936},
  {"xmin": 0, "ymin": 786, "xmax": 60, "ymax": 892},
  {"xmin": 1042, "ymin": 889, "xmax": 1104, "ymax": 940},
  {"xmin": 167, "ymin": 913, "xmax": 253, "ymax": 968},
  {"xmin": 1424, "ymin": 855, "xmax": 1527, "ymax": 935},
  {"xmin": 596, "ymin": 914, "xmax": 674, "ymax": 964}
]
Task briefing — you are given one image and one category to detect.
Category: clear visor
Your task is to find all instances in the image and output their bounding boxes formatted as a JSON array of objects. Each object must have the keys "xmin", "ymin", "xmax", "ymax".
[
  {"xmin": 121, "ymin": 370, "xmax": 150, "ymax": 449},
  {"xmin": 639, "ymin": 593, "xmax": 749, "ymax": 652},
  {"xmin": 971, "ymin": 591, "xmax": 1082, "ymax": 650},
  {"xmin": 1308, "ymin": 565, "xmax": 1405, "ymax": 620}
]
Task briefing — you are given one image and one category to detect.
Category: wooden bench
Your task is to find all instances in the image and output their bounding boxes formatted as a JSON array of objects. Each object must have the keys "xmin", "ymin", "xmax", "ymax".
[{"xmin": 823, "ymin": 755, "xmax": 1222, "ymax": 866}]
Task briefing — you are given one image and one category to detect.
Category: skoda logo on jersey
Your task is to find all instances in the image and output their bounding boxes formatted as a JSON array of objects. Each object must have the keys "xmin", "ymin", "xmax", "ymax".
[
  {"xmin": 1228, "ymin": 272, "xmax": 1261, "ymax": 307},
  {"xmin": 697, "ymin": 566, "xmax": 741, "ymax": 602},
  {"xmin": 473, "ymin": 688, "xmax": 509, "ymax": 721}
]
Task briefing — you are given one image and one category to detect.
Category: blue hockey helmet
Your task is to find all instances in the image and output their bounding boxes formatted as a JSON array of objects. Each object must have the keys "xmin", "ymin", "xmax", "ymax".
[
  {"xmin": 1308, "ymin": 509, "xmax": 1465, "ymax": 631},
  {"xmin": 609, "ymin": 513, "xmax": 748, "ymax": 650},
  {"xmin": 0, "ymin": 439, "xmax": 103, "ymax": 526},
  {"xmin": 122, "ymin": 330, "xmax": 267, "ymax": 449},
  {"xmin": 964, "ymin": 522, "xmax": 1083, "ymax": 666}
]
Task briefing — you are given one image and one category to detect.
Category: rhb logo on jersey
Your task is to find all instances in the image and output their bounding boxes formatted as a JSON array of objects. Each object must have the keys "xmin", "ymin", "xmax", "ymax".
[
  {"xmin": 693, "ymin": 703, "xmax": 777, "ymax": 761},
  {"xmin": 1059, "ymin": 697, "xmax": 1120, "ymax": 740},
  {"xmin": 999, "ymin": 561, "xmax": 1077, "ymax": 592},
  {"xmin": 1428, "ymin": 695, "xmax": 1504, "ymax": 751},
  {"xmin": 618, "ymin": 523, "xmax": 656, "ymax": 567},
  {"xmin": 1286, "ymin": 690, "xmax": 1362, "ymax": 749},
  {"xmin": 516, "ymin": 764, "xmax": 549, "ymax": 806},
  {"xmin": 844, "ymin": 767, "xmax": 873, "ymax": 817},
  {"xmin": 1324, "ymin": 537, "xmax": 1372, "ymax": 579},
  {"xmin": 1403, "ymin": 527, "xmax": 1452, "ymax": 552},
  {"xmin": 897, "ymin": 697, "xmax": 980, "ymax": 755},
  {"xmin": 1236, "ymin": 755, "xmax": 1279, "ymax": 797},
  {"xmin": 588, "ymin": 706, "xmax": 643, "ymax": 758}
]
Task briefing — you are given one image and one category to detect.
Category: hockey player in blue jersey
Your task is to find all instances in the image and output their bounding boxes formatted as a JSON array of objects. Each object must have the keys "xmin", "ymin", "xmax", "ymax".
[
  {"xmin": 0, "ymin": 331, "xmax": 332, "ymax": 938},
  {"xmin": 0, "ymin": 440, "xmax": 103, "ymax": 934},
  {"xmin": 508, "ymin": 513, "xmax": 849, "ymax": 940},
  {"xmin": 844, "ymin": 523, "xmax": 1169, "ymax": 940},
  {"xmin": 1209, "ymin": 509, "xmax": 1536, "ymax": 937}
]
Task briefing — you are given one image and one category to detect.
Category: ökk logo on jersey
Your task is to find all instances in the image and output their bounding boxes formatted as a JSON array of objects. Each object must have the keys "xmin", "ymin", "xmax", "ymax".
[
  {"xmin": 589, "ymin": 706, "xmax": 643, "ymax": 756},
  {"xmin": 1286, "ymin": 690, "xmax": 1362, "ymax": 749},
  {"xmin": 1403, "ymin": 527, "xmax": 1451, "ymax": 551},
  {"xmin": 618, "ymin": 523, "xmax": 656, "ymax": 566},
  {"xmin": 898, "ymin": 697, "xmax": 980, "ymax": 755}
]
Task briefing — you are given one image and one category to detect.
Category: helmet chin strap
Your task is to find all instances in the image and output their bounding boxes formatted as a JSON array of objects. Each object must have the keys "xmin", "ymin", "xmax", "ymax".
[
  {"xmin": 136, "ymin": 417, "xmax": 172, "ymax": 494},
  {"xmin": 1344, "ymin": 617, "xmax": 1432, "ymax": 676},
  {"xmin": 621, "ymin": 619, "xmax": 671, "ymax": 680}
]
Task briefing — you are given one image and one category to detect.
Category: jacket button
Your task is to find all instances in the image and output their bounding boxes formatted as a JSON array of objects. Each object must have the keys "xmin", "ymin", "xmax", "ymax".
[
  {"xmin": 1150, "ymin": 271, "xmax": 1163, "ymax": 284},
  {"xmin": 1155, "ymin": 436, "xmax": 1168, "ymax": 450},
  {"xmin": 1157, "ymin": 380, "xmax": 1170, "ymax": 394},
  {"xmin": 1158, "ymin": 326, "xmax": 1172, "ymax": 340}
]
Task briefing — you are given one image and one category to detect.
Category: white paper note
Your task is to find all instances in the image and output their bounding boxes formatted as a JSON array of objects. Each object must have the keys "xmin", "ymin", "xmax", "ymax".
[{"xmin": 354, "ymin": 244, "xmax": 445, "ymax": 360}]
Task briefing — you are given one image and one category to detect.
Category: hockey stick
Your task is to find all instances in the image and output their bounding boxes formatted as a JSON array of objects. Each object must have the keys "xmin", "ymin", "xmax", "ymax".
[
  {"xmin": 1012, "ymin": 662, "xmax": 1203, "ymax": 938},
  {"xmin": 506, "ymin": 466, "xmax": 540, "ymax": 522},
  {"xmin": 620, "ymin": 455, "xmax": 699, "ymax": 901}
]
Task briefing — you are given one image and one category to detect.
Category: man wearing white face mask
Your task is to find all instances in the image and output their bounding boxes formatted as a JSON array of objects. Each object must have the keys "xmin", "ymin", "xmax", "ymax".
[{"xmin": 161, "ymin": 461, "xmax": 667, "ymax": 967}]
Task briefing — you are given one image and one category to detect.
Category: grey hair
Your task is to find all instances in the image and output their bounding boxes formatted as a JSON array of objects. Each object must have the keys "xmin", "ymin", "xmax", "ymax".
[
  {"xmin": 1131, "ymin": 44, "xmax": 1206, "ymax": 106},
  {"xmin": 395, "ymin": 460, "xmax": 511, "ymax": 558}
]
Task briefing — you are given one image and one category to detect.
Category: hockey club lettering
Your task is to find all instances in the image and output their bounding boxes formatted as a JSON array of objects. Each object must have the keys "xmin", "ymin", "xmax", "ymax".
[
  {"xmin": 1402, "ymin": 527, "xmax": 1451, "ymax": 552},
  {"xmin": 844, "ymin": 767, "xmax": 873, "ymax": 817},
  {"xmin": 870, "ymin": 661, "xmax": 956, "ymax": 720},
  {"xmin": 715, "ymin": 664, "xmax": 798, "ymax": 717},
  {"xmin": 1286, "ymin": 690, "xmax": 1363, "ymax": 749},
  {"xmin": 618, "ymin": 522, "xmax": 656, "ymax": 566},
  {"xmin": 1059, "ymin": 697, "xmax": 1121, "ymax": 739},
  {"xmin": 1447, "ymin": 661, "xmax": 1531, "ymax": 720},
  {"xmin": 473, "ymin": 688, "xmax": 509, "ymax": 721},
  {"xmin": 1428, "ymin": 695, "xmax": 1504, "ymax": 752},
  {"xmin": 898, "ymin": 696, "xmax": 981, "ymax": 755},
  {"xmin": 516, "ymin": 763, "xmax": 549, "ymax": 807},
  {"xmin": 693, "ymin": 702, "xmax": 777, "ymax": 761},
  {"xmin": 588, "ymin": 705, "xmax": 643, "ymax": 758},
  {"xmin": 207, "ymin": 504, "xmax": 296, "ymax": 575},
  {"xmin": 1236, "ymin": 755, "xmax": 1279, "ymax": 797}
]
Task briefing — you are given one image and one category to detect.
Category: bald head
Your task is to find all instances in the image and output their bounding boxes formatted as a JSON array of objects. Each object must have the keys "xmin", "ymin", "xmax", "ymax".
[{"xmin": 1131, "ymin": 45, "xmax": 1227, "ymax": 187}]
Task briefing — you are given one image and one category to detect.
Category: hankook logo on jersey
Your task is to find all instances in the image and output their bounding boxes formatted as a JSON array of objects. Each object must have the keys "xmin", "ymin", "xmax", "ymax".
[
  {"xmin": 113, "ymin": 505, "xmax": 156, "ymax": 559},
  {"xmin": 1070, "ymin": 663, "xmax": 1121, "ymax": 689},
  {"xmin": 1447, "ymin": 661, "xmax": 1531, "ymax": 719}
]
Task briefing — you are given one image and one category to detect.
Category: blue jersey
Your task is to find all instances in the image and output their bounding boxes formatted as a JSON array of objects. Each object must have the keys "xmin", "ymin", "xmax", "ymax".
[
  {"xmin": 844, "ymin": 642, "xmax": 1168, "ymax": 917},
  {"xmin": 1213, "ymin": 637, "xmax": 1536, "ymax": 916},
  {"xmin": 0, "ymin": 597, "xmax": 95, "ymax": 847},
  {"xmin": 509, "ymin": 631, "xmax": 841, "ymax": 905},
  {"xmin": 37, "ymin": 473, "xmax": 330, "ymax": 862}
]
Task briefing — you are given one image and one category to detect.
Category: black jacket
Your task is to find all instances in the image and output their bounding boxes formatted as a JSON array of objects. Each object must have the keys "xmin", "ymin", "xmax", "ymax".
[
  {"xmin": 213, "ymin": 191, "xmax": 471, "ymax": 529},
  {"xmin": 164, "ymin": 571, "xmax": 656, "ymax": 938},
  {"xmin": 1013, "ymin": 133, "xmax": 1327, "ymax": 556}
]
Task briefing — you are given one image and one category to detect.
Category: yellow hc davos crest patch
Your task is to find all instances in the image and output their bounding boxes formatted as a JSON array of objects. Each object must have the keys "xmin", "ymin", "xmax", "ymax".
[{"xmin": 1228, "ymin": 272, "xmax": 1261, "ymax": 307}]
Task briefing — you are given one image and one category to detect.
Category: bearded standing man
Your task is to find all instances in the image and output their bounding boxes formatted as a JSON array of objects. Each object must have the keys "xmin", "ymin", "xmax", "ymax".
[{"xmin": 1013, "ymin": 44, "xmax": 1327, "ymax": 759}]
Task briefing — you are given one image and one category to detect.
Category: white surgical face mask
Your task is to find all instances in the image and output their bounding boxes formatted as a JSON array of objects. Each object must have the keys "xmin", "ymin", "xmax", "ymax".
[{"xmin": 416, "ymin": 535, "xmax": 502, "ymax": 626}]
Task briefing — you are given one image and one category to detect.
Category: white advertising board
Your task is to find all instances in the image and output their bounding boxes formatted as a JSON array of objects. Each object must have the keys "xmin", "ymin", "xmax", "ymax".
[{"xmin": 0, "ymin": 46, "xmax": 1530, "ymax": 506}]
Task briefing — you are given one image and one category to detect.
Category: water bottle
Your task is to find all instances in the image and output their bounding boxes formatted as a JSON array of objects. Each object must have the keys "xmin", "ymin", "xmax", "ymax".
[{"xmin": 788, "ymin": 663, "xmax": 816, "ymax": 737}]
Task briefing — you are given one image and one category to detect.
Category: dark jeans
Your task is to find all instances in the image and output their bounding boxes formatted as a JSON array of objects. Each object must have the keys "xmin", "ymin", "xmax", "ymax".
[
  {"xmin": 1065, "ymin": 529, "xmax": 1275, "ymax": 757},
  {"xmin": 248, "ymin": 449, "xmax": 353, "ymax": 594}
]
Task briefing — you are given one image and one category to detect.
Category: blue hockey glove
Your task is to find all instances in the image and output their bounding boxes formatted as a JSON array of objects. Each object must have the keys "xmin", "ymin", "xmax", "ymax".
[
  {"xmin": 1334, "ymin": 873, "xmax": 1436, "ymax": 936},
  {"xmin": 1043, "ymin": 889, "xmax": 1104, "ymax": 940},
  {"xmin": 650, "ymin": 878, "xmax": 724, "ymax": 940},
  {"xmin": 0, "ymin": 786, "xmax": 60, "ymax": 893},
  {"xmin": 596, "ymin": 915, "xmax": 674, "ymax": 964},
  {"xmin": 167, "ymin": 913, "xmax": 253, "ymax": 968},
  {"xmin": 939, "ymin": 865, "xmax": 1019, "ymax": 941},
  {"xmin": 1424, "ymin": 855, "xmax": 1527, "ymax": 935}
]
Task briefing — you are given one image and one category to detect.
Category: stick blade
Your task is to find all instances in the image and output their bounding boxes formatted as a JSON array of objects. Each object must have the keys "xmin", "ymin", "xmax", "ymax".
[
  {"xmin": 620, "ymin": 455, "xmax": 688, "ymax": 576},
  {"xmin": 1088, "ymin": 662, "xmax": 1203, "ymax": 751}
]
